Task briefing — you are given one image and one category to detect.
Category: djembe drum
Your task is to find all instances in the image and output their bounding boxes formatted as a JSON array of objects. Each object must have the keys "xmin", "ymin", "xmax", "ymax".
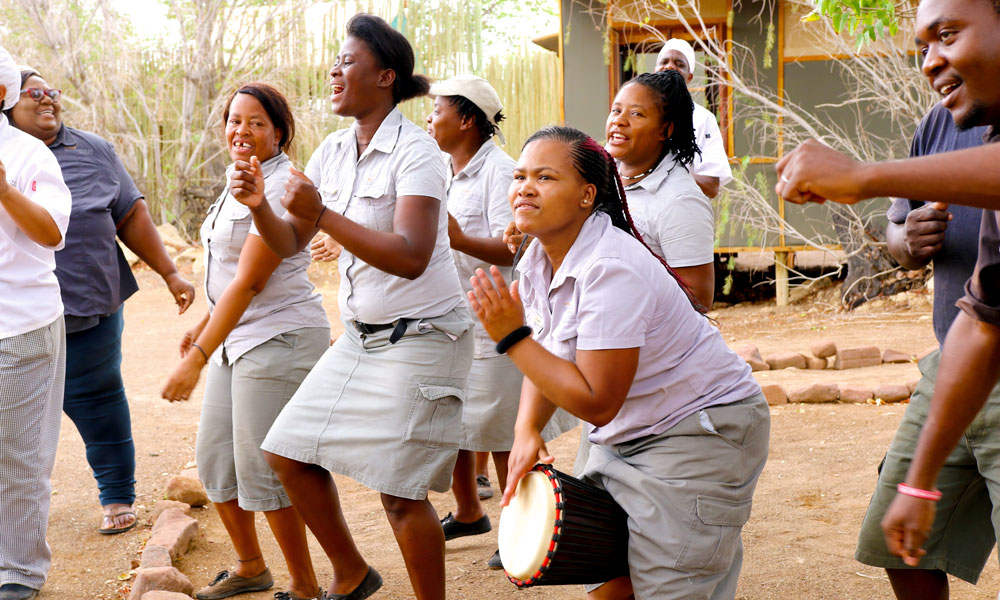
[{"xmin": 498, "ymin": 463, "xmax": 630, "ymax": 587}]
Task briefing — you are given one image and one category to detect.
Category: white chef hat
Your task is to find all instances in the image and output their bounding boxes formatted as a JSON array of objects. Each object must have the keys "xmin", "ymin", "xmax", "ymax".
[
  {"xmin": 657, "ymin": 38, "xmax": 696, "ymax": 73},
  {"xmin": 0, "ymin": 45, "xmax": 21, "ymax": 111}
]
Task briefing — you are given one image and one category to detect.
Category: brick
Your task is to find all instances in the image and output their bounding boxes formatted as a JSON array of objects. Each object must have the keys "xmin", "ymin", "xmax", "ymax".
[
  {"xmin": 129, "ymin": 567, "xmax": 193, "ymax": 600},
  {"xmin": 787, "ymin": 383, "xmax": 840, "ymax": 404},
  {"xmin": 834, "ymin": 346, "xmax": 882, "ymax": 370},
  {"xmin": 765, "ymin": 352, "xmax": 807, "ymax": 370},
  {"xmin": 882, "ymin": 349, "xmax": 913, "ymax": 364},
  {"xmin": 761, "ymin": 384, "xmax": 787, "ymax": 406},
  {"xmin": 875, "ymin": 384, "xmax": 911, "ymax": 403},
  {"xmin": 839, "ymin": 387, "xmax": 874, "ymax": 403},
  {"xmin": 810, "ymin": 340, "xmax": 837, "ymax": 359},
  {"xmin": 147, "ymin": 508, "xmax": 198, "ymax": 560}
]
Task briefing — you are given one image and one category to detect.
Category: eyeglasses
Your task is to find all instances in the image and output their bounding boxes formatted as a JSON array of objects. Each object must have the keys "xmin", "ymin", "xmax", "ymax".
[{"xmin": 20, "ymin": 88, "xmax": 61, "ymax": 102}]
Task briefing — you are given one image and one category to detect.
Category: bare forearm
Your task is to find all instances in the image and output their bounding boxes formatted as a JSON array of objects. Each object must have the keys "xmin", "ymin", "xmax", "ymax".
[
  {"xmin": 118, "ymin": 200, "xmax": 178, "ymax": 278},
  {"xmin": 514, "ymin": 379, "xmax": 559, "ymax": 435},
  {"xmin": 859, "ymin": 146, "xmax": 1000, "ymax": 209},
  {"xmin": 451, "ymin": 233, "xmax": 515, "ymax": 266},
  {"xmin": 886, "ymin": 222, "xmax": 931, "ymax": 271},
  {"xmin": 317, "ymin": 209, "xmax": 432, "ymax": 279},
  {"xmin": 0, "ymin": 188, "xmax": 62, "ymax": 246},
  {"xmin": 507, "ymin": 339, "xmax": 617, "ymax": 425},
  {"xmin": 250, "ymin": 200, "xmax": 311, "ymax": 258},
  {"xmin": 906, "ymin": 313, "xmax": 1000, "ymax": 490},
  {"xmin": 194, "ymin": 283, "xmax": 257, "ymax": 357}
]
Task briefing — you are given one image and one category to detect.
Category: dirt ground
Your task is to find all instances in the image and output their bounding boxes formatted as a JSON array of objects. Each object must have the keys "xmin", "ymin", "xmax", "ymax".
[{"xmin": 41, "ymin": 266, "xmax": 999, "ymax": 600}]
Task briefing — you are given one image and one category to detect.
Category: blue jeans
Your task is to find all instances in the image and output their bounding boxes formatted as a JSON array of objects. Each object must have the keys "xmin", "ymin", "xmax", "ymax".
[{"xmin": 63, "ymin": 307, "xmax": 135, "ymax": 506}]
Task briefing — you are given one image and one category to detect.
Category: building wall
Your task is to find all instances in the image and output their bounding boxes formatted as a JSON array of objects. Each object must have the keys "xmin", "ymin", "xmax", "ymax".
[
  {"xmin": 558, "ymin": 0, "xmax": 899, "ymax": 250},
  {"xmin": 561, "ymin": 0, "xmax": 610, "ymax": 139}
]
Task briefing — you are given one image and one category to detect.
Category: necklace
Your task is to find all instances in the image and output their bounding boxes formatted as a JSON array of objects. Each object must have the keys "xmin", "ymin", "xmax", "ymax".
[{"xmin": 618, "ymin": 164, "xmax": 656, "ymax": 181}]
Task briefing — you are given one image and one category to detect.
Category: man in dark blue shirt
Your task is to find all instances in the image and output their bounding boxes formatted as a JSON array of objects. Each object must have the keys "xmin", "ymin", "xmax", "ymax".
[{"xmin": 854, "ymin": 104, "xmax": 998, "ymax": 599}]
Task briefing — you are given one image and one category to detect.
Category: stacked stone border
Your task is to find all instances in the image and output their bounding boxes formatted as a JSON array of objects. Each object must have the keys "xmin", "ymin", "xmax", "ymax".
[
  {"xmin": 735, "ymin": 341, "xmax": 932, "ymax": 373},
  {"xmin": 127, "ymin": 466, "xmax": 209, "ymax": 599}
]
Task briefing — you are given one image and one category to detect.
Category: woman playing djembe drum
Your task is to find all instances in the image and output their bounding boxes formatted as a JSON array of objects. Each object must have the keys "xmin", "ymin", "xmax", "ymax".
[{"xmin": 468, "ymin": 125, "xmax": 770, "ymax": 600}]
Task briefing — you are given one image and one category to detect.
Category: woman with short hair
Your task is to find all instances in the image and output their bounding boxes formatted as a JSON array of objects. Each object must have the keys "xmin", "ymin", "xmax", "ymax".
[
  {"xmin": 161, "ymin": 82, "xmax": 327, "ymax": 600},
  {"xmin": 229, "ymin": 14, "xmax": 472, "ymax": 600}
]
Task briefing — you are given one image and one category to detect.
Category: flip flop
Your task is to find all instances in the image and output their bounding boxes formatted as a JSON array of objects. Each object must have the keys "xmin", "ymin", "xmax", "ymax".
[{"xmin": 99, "ymin": 507, "xmax": 137, "ymax": 535}]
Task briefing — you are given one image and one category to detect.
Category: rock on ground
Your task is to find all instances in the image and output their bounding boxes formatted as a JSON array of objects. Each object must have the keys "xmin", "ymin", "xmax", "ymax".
[
  {"xmin": 875, "ymin": 384, "xmax": 911, "ymax": 403},
  {"xmin": 804, "ymin": 354, "xmax": 827, "ymax": 370},
  {"xmin": 140, "ymin": 544, "xmax": 173, "ymax": 569},
  {"xmin": 810, "ymin": 340, "xmax": 837, "ymax": 359},
  {"xmin": 129, "ymin": 567, "xmax": 193, "ymax": 600},
  {"xmin": 761, "ymin": 384, "xmax": 788, "ymax": 406},
  {"xmin": 148, "ymin": 500, "xmax": 192, "ymax": 525},
  {"xmin": 882, "ymin": 349, "xmax": 913, "ymax": 364},
  {"xmin": 166, "ymin": 473, "xmax": 208, "ymax": 507},
  {"xmin": 907, "ymin": 379, "xmax": 921, "ymax": 395},
  {"xmin": 736, "ymin": 344, "xmax": 769, "ymax": 372},
  {"xmin": 834, "ymin": 346, "xmax": 882, "ymax": 370},
  {"xmin": 765, "ymin": 352, "xmax": 807, "ymax": 370},
  {"xmin": 141, "ymin": 592, "xmax": 192, "ymax": 600},
  {"xmin": 141, "ymin": 592, "xmax": 193, "ymax": 600},
  {"xmin": 840, "ymin": 387, "xmax": 874, "ymax": 403},
  {"xmin": 788, "ymin": 383, "xmax": 840, "ymax": 404},
  {"xmin": 147, "ymin": 508, "xmax": 199, "ymax": 560}
]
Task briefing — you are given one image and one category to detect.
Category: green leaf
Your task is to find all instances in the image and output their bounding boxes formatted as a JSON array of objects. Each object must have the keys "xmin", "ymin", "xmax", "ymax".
[{"xmin": 801, "ymin": 11, "xmax": 822, "ymax": 22}]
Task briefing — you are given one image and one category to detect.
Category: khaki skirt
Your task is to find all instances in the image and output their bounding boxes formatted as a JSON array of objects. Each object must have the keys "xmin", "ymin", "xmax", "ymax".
[{"xmin": 261, "ymin": 308, "xmax": 473, "ymax": 500}]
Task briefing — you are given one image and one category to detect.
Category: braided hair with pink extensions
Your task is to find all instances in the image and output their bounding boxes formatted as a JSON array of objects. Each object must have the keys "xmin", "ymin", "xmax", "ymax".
[{"xmin": 521, "ymin": 125, "xmax": 708, "ymax": 314}]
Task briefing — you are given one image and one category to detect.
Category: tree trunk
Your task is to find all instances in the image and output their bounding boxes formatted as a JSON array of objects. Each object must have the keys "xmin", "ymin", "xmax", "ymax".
[{"xmin": 830, "ymin": 205, "xmax": 927, "ymax": 309}]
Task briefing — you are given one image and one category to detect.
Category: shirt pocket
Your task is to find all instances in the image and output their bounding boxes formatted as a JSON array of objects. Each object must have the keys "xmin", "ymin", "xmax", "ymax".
[
  {"xmin": 450, "ymin": 190, "xmax": 485, "ymax": 233},
  {"xmin": 355, "ymin": 176, "xmax": 393, "ymax": 232},
  {"xmin": 318, "ymin": 183, "xmax": 345, "ymax": 214},
  {"xmin": 548, "ymin": 314, "xmax": 579, "ymax": 361},
  {"xmin": 219, "ymin": 202, "xmax": 253, "ymax": 250}
]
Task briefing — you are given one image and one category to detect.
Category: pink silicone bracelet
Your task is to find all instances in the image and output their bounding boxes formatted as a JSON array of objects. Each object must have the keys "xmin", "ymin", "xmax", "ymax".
[{"xmin": 897, "ymin": 483, "xmax": 942, "ymax": 501}]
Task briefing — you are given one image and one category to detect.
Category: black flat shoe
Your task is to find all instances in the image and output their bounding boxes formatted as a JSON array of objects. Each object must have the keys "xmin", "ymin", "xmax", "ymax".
[
  {"xmin": 440, "ymin": 511, "xmax": 492, "ymax": 541},
  {"xmin": 0, "ymin": 584, "xmax": 38, "ymax": 600},
  {"xmin": 487, "ymin": 549, "xmax": 503, "ymax": 570},
  {"xmin": 324, "ymin": 567, "xmax": 382, "ymax": 600}
]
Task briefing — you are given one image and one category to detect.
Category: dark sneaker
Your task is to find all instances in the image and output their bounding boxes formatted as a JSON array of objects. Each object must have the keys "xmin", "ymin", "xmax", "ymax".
[
  {"xmin": 0, "ymin": 584, "xmax": 38, "ymax": 600},
  {"xmin": 196, "ymin": 569, "xmax": 274, "ymax": 599},
  {"xmin": 440, "ymin": 511, "xmax": 492, "ymax": 541},
  {"xmin": 477, "ymin": 474, "xmax": 494, "ymax": 500},
  {"xmin": 487, "ymin": 549, "xmax": 504, "ymax": 570},
  {"xmin": 323, "ymin": 566, "xmax": 382, "ymax": 600}
]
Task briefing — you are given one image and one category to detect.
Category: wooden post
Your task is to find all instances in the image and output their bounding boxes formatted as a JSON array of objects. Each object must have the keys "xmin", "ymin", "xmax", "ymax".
[{"xmin": 775, "ymin": 251, "xmax": 789, "ymax": 307}]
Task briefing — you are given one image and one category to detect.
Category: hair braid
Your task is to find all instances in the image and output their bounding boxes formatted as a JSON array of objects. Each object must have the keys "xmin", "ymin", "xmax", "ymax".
[
  {"xmin": 523, "ymin": 126, "xmax": 707, "ymax": 314},
  {"xmin": 626, "ymin": 70, "xmax": 700, "ymax": 168}
]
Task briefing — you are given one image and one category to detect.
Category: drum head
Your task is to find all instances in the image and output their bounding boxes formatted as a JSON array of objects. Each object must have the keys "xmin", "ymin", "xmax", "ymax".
[{"xmin": 498, "ymin": 470, "xmax": 558, "ymax": 581}]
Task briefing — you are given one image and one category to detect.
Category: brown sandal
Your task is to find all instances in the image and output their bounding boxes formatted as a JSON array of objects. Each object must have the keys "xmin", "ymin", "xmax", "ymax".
[{"xmin": 99, "ymin": 507, "xmax": 137, "ymax": 535}]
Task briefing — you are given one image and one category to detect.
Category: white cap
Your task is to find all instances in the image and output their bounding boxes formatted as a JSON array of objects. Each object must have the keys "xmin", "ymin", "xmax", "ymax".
[
  {"xmin": 657, "ymin": 38, "xmax": 696, "ymax": 75},
  {"xmin": 0, "ymin": 45, "xmax": 21, "ymax": 111},
  {"xmin": 428, "ymin": 74, "xmax": 506, "ymax": 145}
]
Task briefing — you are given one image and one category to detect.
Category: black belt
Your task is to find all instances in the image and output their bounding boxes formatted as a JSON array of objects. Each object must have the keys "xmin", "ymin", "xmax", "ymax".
[{"xmin": 352, "ymin": 318, "xmax": 412, "ymax": 344}]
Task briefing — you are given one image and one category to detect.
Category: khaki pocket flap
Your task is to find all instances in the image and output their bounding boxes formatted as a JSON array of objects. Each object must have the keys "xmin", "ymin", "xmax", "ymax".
[
  {"xmin": 696, "ymin": 496, "xmax": 752, "ymax": 527},
  {"xmin": 417, "ymin": 384, "xmax": 465, "ymax": 403}
]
